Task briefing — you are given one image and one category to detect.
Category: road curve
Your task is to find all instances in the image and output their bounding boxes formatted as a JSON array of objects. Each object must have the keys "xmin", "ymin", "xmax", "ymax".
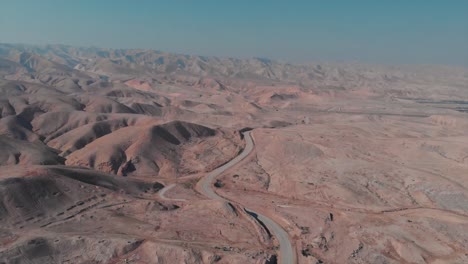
[
  {"xmin": 158, "ymin": 184, "xmax": 187, "ymax": 202},
  {"xmin": 199, "ymin": 131, "xmax": 296, "ymax": 264}
]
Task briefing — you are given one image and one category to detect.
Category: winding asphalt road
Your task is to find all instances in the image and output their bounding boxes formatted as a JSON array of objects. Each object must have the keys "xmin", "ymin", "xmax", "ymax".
[{"xmin": 199, "ymin": 131, "xmax": 295, "ymax": 264}]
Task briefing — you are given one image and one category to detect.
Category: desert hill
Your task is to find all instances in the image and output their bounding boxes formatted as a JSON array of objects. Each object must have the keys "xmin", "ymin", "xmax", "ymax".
[{"xmin": 0, "ymin": 43, "xmax": 467, "ymax": 263}]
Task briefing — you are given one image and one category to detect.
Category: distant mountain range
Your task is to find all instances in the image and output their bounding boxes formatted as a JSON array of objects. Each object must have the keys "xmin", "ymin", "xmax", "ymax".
[{"xmin": 1, "ymin": 43, "xmax": 467, "ymax": 94}]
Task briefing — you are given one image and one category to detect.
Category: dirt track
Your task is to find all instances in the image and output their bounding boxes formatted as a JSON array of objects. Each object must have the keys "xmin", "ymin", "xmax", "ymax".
[{"xmin": 158, "ymin": 183, "xmax": 187, "ymax": 202}]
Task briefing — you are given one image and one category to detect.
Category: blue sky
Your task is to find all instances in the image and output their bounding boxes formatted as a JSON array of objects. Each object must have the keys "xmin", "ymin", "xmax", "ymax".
[{"xmin": 0, "ymin": 1, "xmax": 467, "ymax": 65}]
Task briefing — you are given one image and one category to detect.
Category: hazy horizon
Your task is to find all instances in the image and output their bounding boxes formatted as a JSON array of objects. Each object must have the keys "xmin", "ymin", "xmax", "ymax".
[
  {"xmin": 1, "ymin": 1, "xmax": 467, "ymax": 66},
  {"xmin": 1, "ymin": 2, "xmax": 468, "ymax": 263}
]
